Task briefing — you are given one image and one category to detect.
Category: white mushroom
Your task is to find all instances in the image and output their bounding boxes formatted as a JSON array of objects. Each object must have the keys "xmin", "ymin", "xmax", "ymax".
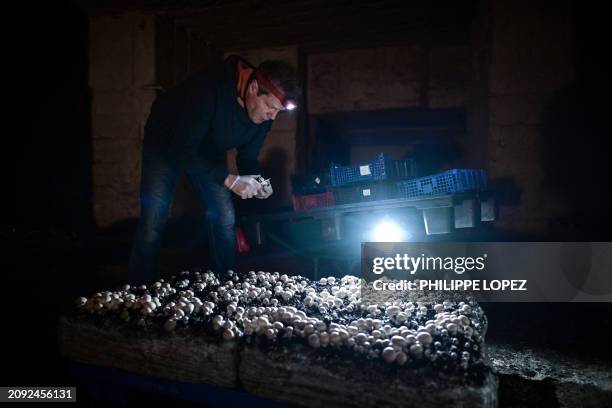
[
  {"xmin": 417, "ymin": 331, "xmax": 433, "ymax": 345},
  {"xmin": 382, "ymin": 347, "xmax": 397, "ymax": 363},
  {"xmin": 446, "ymin": 322, "xmax": 458, "ymax": 335},
  {"xmin": 222, "ymin": 328, "xmax": 235, "ymax": 340},
  {"xmin": 164, "ymin": 318, "xmax": 177, "ymax": 332},
  {"xmin": 308, "ymin": 333, "xmax": 320, "ymax": 348},
  {"xmin": 396, "ymin": 351, "xmax": 408, "ymax": 365}
]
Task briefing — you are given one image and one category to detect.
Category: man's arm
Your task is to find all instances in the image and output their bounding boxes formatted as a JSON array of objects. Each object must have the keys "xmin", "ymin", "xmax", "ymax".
[
  {"xmin": 168, "ymin": 78, "xmax": 228, "ymax": 185},
  {"xmin": 235, "ymin": 130, "xmax": 274, "ymax": 199}
]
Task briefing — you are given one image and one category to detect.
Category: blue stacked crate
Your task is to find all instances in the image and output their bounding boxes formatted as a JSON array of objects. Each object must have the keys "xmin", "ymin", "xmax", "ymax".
[
  {"xmin": 330, "ymin": 153, "xmax": 419, "ymax": 205},
  {"xmin": 330, "ymin": 154, "xmax": 418, "ymax": 187},
  {"xmin": 330, "ymin": 153, "xmax": 389, "ymax": 187},
  {"xmin": 388, "ymin": 157, "xmax": 418, "ymax": 181},
  {"xmin": 396, "ymin": 169, "xmax": 486, "ymax": 199}
]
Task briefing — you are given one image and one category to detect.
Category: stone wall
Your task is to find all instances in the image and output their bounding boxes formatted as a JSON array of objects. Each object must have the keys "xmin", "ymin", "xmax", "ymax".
[
  {"xmin": 484, "ymin": 0, "xmax": 574, "ymax": 235},
  {"xmin": 307, "ymin": 45, "xmax": 470, "ymax": 114},
  {"xmin": 90, "ymin": 14, "xmax": 157, "ymax": 228},
  {"xmin": 90, "ymin": 14, "xmax": 220, "ymax": 228}
]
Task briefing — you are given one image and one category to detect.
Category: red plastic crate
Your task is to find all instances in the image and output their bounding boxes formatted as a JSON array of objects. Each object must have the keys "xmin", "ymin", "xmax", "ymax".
[{"xmin": 292, "ymin": 192, "xmax": 334, "ymax": 211}]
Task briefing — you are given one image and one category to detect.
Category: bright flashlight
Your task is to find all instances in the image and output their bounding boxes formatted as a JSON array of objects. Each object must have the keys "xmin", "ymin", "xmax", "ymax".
[
  {"xmin": 285, "ymin": 101, "xmax": 296, "ymax": 111},
  {"xmin": 372, "ymin": 220, "xmax": 407, "ymax": 242}
]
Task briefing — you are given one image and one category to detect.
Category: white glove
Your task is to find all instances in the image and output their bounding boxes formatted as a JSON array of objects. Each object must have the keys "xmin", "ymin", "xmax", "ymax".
[
  {"xmin": 227, "ymin": 175, "xmax": 264, "ymax": 199},
  {"xmin": 254, "ymin": 177, "xmax": 273, "ymax": 199}
]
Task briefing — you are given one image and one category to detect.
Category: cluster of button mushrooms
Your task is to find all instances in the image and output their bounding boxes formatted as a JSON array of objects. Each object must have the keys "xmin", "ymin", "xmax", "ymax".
[{"xmin": 77, "ymin": 270, "xmax": 485, "ymax": 369}]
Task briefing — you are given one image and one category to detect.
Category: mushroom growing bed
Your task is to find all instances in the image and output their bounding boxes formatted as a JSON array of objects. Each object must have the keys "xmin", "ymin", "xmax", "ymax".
[{"xmin": 59, "ymin": 270, "xmax": 498, "ymax": 407}]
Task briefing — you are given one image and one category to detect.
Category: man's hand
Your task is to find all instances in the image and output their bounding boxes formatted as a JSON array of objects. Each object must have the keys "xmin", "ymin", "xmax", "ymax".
[
  {"xmin": 255, "ymin": 178, "xmax": 273, "ymax": 199},
  {"xmin": 225, "ymin": 174, "xmax": 264, "ymax": 199}
]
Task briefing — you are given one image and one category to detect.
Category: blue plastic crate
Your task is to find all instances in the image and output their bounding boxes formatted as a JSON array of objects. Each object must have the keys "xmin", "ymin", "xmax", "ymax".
[
  {"xmin": 330, "ymin": 154, "xmax": 419, "ymax": 187},
  {"xmin": 396, "ymin": 169, "xmax": 486, "ymax": 198},
  {"xmin": 330, "ymin": 153, "xmax": 389, "ymax": 187},
  {"xmin": 388, "ymin": 157, "xmax": 418, "ymax": 180}
]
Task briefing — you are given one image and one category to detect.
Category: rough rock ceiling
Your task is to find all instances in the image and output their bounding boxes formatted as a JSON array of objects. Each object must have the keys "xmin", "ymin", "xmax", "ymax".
[{"xmin": 82, "ymin": 0, "xmax": 476, "ymax": 51}]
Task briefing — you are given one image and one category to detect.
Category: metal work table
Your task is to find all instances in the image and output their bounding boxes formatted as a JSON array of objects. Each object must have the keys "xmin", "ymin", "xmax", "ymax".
[
  {"xmin": 239, "ymin": 192, "xmax": 496, "ymax": 278},
  {"xmin": 242, "ymin": 192, "xmax": 495, "ymax": 241}
]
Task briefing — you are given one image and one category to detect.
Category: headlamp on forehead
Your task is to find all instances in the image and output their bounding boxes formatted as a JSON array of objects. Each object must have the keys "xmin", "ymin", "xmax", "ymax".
[
  {"xmin": 254, "ymin": 70, "xmax": 298, "ymax": 111},
  {"xmin": 284, "ymin": 100, "xmax": 297, "ymax": 111}
]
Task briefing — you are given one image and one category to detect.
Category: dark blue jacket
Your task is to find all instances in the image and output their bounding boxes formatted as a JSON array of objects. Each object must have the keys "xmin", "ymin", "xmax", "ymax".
[{"xmin": 142, "ymin": 56, "xmax": 272, "ymax": 184}]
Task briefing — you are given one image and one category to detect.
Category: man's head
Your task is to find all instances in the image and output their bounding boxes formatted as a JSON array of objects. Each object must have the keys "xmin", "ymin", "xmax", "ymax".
[{"xmin": 244, "ymin": 60, "xmax": 301, "ymax": 124}]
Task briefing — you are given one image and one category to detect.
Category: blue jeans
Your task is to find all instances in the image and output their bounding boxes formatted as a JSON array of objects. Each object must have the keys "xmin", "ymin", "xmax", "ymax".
[{"xmin": 128, "ymin": 151, "xmax": 235, "ymax": 285}]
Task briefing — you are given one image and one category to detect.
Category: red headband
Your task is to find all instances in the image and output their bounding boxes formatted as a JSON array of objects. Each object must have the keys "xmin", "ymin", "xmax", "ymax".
[{"xmin": 254, "ymin": 70, "xmax": 297, "ymax": 110}]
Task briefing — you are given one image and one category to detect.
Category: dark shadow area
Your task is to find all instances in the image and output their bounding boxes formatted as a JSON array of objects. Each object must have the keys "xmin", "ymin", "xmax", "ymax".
[
  {"xmin": 5, "ymin": 0, "xmax": 93, "ymax": 392},
  {"xmin": 482, "ymin": 302, "xmax": 612, "ymax": 363},
  {"xmin": 12, "ymin": 1, "xmax": 93, "ymax": 235},
  {"xmin": 538, "ymin": 1, "xmax": 611, "ymax": 241},
  {"xmin": 539, "ymin": 82, "xmax": 611, "ymax": 241},
  {"xmin": 310, "ymin": 118, "xmax": 351, "ymax": 172},
  {"xmin": 410, "ymin": 143, "xmax": 464, "ymax": 176},
  {"xmin": 486, "ymin": 177, "xmax": 523, "ymax": 208},
  {"xmin": 497, "ymin": 375, "xmax": 559, "ymax": 408}
]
